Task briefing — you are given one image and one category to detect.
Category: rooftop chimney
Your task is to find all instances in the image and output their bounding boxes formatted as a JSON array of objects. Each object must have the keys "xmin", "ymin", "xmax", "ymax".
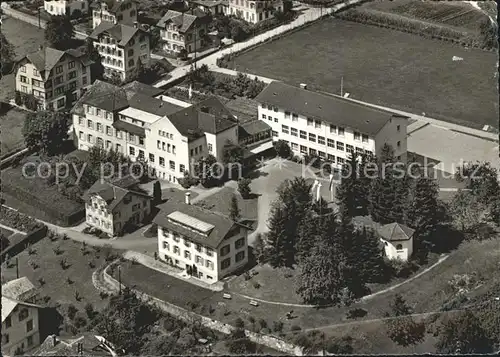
[
  {"xmin": 185, "ymin": 192, "xmax": 191, "ymax": 205},
  {"xmin": 300, "ymin": 83, "xmax": 307, "ymax": 90},
  {"xmin": 133, "ymin": 21, "xmax": 138, "ymax": 28},
  {"xmin": 200, "ymin": 106, "xmax": 209, "ymax": 113},
  {"xmin": 39, "ymin": 45, "xmax": 44, "ymax": 51}
]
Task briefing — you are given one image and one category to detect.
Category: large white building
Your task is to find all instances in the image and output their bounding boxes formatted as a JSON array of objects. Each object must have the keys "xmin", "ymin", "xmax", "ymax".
[
  {"xmin": 154, "ymin": 193, "xmax": 249, "ymax": 284},
  {"xmin": 254, "ymin": 81, "xmax": 409, "ymax": 168},
  {"xmin": 228, "ymin": 0, "xmax": 283, "ymax": 24},
  {"xmin": 71, "ymin": 80, "xmax": 241, "ymax": 183},
  {"xmin": 44, "ymin": 0, "xmax": 89, "ymax": 17},
  {"xmin": 14, "ymin": 46, "xmax": 93, "ymax": 111},
  {"xmin": 89, "ymin": 22, "xmax": 151, "ymax": 81},
  {"xmin": 91, "ymin": 0, "xmax": 138, "ymax": 29}
]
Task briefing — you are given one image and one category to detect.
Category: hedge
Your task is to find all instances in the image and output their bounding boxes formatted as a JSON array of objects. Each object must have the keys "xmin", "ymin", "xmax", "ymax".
[{"xmin": 0, "ymin": 206, "xmax": 44, "ymax": 233}]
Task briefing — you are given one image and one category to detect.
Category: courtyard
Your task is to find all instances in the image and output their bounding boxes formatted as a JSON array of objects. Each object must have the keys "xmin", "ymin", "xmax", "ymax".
[{"xmin": 227, "ymin": 17, "xmax": 498, "ymax": 129}]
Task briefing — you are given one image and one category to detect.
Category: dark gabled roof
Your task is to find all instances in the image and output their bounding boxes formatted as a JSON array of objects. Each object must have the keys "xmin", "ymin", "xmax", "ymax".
[
  {"xmin": 90, "ymin": 22, "xmax": 143, "ymax": 46},
  {"xmin": 224, "ymin": 97, "xmax": 259, "ymax": 123},
  {"xmin": 71, "ymin": 80, "xmax": 129, "ymax": 115},
  {"xmin": 154, "ymin": 200, "xmax": 242, "ymax": 249},
  {"xmin": 239, "ymin": 120, "xmax": 271, "ymax": 138},
  {"xmin": 255, "ymin": 81, "xmax": 408, "ymax": 136},
  {"xmin": 126, "ymin": 92, "xmax": 182, "ymax": 117},
  {"xmin": 122, "ymin": 80, "xmax": 165, "ymax": 98},
  {"xmin": 83, "ymin": 180, "xmax": 151, "ymax": 211},
  {"xmin": 191, "ymin": 0, "xmax": 225, "ymax": 7},
  {"xmin": 377, "ymin": 223, "xmax": 415, "ymax": 242},
  {"xmin": 156, "ymin": 9, "xmax": 207, "ymax": 33},
  {"xmin": 35, "ymin": 333, "xmax": 118, "ymax": 357},
  {"xmin": 167, "ymin": 96, "xmax": 238, "ymax": 141},
  {"xmin": 113, "ymin": 119, "xmax": 146, "ymax": 137},
  {"xmin": 90, "ymin": 0, "xmax": 136, "ymax": 13},
  {"xmin": 17, "ymin": 46, "xmax": 92, "ymax": 81}
]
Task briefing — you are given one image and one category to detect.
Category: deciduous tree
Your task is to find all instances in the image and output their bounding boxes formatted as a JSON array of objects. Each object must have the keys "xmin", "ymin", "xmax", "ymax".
[
  {"xmin": 0, "ymin": 33, "xmax": 16, "ymax": 74},
  {"xmin": 384, "ymin": 294, "xmax": 425, "ymax": 347},
  {"xmin": 85, "ymin": 37, "xmax": 105, "ymax": 81},
  {"xmin": 229, "ymin": 194, "xmax": 241, "ymax": 221},
  {"xmin": 45, "ymin": 15, "xmax": 75, "ymax": 50},
  {"xmin": 237, "ymin": 178, "xmax": 252, "ymax": 198},
  {"xmin": 22, "ymin": 111, "xmax": 69, "ymax": 155},
  {"xmin": 274, "ymin": 139, "xmax": 292, "ymax": 159}
]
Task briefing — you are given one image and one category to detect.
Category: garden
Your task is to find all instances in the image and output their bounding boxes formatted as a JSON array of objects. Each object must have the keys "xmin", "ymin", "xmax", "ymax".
[
  {"xmin": 221, "ymin": 17, "xmax": 498, "ymax": 129},
  {"xmin": 0, "ymin": 105, "xmax": 28, "ymax": 159}
]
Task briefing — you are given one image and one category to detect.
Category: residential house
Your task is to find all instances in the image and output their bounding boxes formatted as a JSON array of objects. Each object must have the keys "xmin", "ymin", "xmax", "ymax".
[
  {"xmin": 90, "ymin": 21, "xmax": 151, "ymax": 81},
  {"xmin": 82, "ymin": 176, "xmax": 152, "ymax": 236},
  {"xmin": 34, "ymin": 333, "xmax": 121, "ymax": 356},
  {"xmin": 44, "ymin": 0, "xmax": 88, "ymax": 17},
  {"xmin": 72, "ymin": 80, "xmax": 241, "ymax": 183},
  {"xmin": 255, "ymin": 81, "xmax": 409, "ymax": 168},
  {"xmin": 377, "ymin": 223, "xmax": 414, "ymax": 261},
  {"xmin": 2, "ymin": 278, "xmax": 42, "ymax": 356},
  {"xmin": 14, "ymin": 46, "xmax": 93, "ymax": 111},
  {"xmin": 188, "ymin": 0, "xmax": 228, "ymax": 15},
  {"xmin": 154, "ymin": 193, "xmax": 249, "ymax": 284},
  {"xmin": 156, "ymin": 9, "xmax": 210, "ymax": 55},
  {"xmin": 91, "ymin": 0, "xmax": 137, "ymax": 29},
  {"xmin": 228, "ymin": 0, "xmax": 283, "ymax": 24}
]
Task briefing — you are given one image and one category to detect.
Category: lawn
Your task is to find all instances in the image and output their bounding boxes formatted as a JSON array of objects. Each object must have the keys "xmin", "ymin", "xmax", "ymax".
[
  {"xmin": 0, "ymin": 105, "xmax": 28, "ymax": 158},
  {"xmin": 229, "ymin": 18, "xmax": 498, "ymax": 129},
  {"xmin": 194, "ymin": 186, "xmax": 258, "ymax": 222},
  {"xmin": 1, "ymin": 235, "xmax": 122, "ymax": 312},
  {"xmin": 0, "ymin": 17, "xmax": 46, "ymax": 102},
  {"xmin": 0, "ymin": 227, "xmax": 15, "ymax": 237}
]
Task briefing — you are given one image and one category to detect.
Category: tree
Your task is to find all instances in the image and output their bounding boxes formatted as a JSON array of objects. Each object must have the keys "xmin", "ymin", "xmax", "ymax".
[
  {"xmin": 84, "ymin": 37, "xmax": 105, "ymax": 81},
  {"xmin": 355, "ymin": 227, "xmax": 386, "ymax": 283},
  {"xmin": 384, "ymin": 294, "xmax": 425, "ymax": 347},
  {"xmin": 45, "ymin": 15, "xmax": 75, "ymax": 50},
  {"xmin": 336, "ymin": 152, "xmax": 359, "ymax": 219},
  {"xmin": 449, "ymin": 190, "xmax": 484, "ymax": 233},
  {"xmin": 195, "ymin": 154, "xmax": 220, "ymax": 188},
  {"xmin": 294, "ymin": 209, "xmax": 318, "ymax": 263},
  {"xmin": 108, "ymin": 71, "xmax": 123, "ymax": 85},
  {"xmin": 222, "ymin": 140, "xmax": 244, "ymax": 166},
  {"xmin": 435, "ymin": 309, "xmax": 493, "ymax": 353},
  {"xmin": 253, "ymin": 233, "xmax": 267, "ymax": 263},
  {"xmin": 456, "ymin": 162, "xmax": 499, "ymax": 206},
  {"xmin": 150, "ymin": 27, "xmax": 161, "ymax": 51},
  {"xmin": 266, "ymin": 202, "xmax": 293, "ymax": 267},
  {"xmin": 407, "ymin": 177, "xmax": 440, "ymax": 243},
  {"xmin": 326, "ymin": 336, "xmax": 354, "ymax": 354},
  {"xmin": 356, "ymin": 153, "xmax": 376, "ymax": 216},
  {"xmin": 229, "ymin": 194, "xmax": 241, "ymax": 221},
  {"xmin": 0, "ymin": 33, "xmax": 16, "ymax": 74},
  {"xmin": 274, "ymin": 139, "xmax": 292, "ymax": 158},
  {"xmin": 238, "ymin": 178, "xmax": 251, "ymax": 198},
  {"xmin": 152, "ymin": 180, "xmax": 162, "ymax": 205},
  {"xmin": 22, "ymin": 111, "xmax": 69, "ymax": 155}
]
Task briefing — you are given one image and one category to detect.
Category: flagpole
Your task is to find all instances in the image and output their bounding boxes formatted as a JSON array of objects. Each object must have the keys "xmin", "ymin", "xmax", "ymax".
[{"xmin": 340, "ymin": 76, "xmax": 343, "ymax": 97}]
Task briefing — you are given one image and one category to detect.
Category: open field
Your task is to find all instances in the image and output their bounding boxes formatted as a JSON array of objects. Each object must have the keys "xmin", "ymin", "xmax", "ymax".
[
  {"xmin": 229, "ymin": 18, "xmax": 498, "ymax": 129},
  {"xmin": 1, "ymin": 235, "xmax": 122, "ymax": 311},
  {"xmin": 0, "ymin": 17, "xmax": 46, "ymax": 102},
  {"xmin": 0, "ymin": 105, "xmax": 27, "ymax": 158}
]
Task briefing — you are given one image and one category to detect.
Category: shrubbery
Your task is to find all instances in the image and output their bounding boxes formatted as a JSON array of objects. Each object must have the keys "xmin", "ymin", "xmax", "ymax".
[{"xmin": 0, "ymin": 206, "xmax": 44, "ymax": 232}]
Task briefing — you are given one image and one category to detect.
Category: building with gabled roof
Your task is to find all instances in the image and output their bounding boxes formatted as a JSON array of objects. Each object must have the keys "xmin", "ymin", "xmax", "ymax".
[
  {"xmin": 90, "ymin": 21, "xmax": 150, "ymax": 81},
  {"xmin": 14, "ymin": 46, "xmax": 93, "ymax": 111},
  {"xmin": 255, "ymin": 81, "xmax": 409, "ymax": 168},
  {"xmin": 2, "ymin": 278, "xmax": 42, "ymax": 356},
  {"xmin": 34, "ymin": 333, "xmax": 121, "ymax": 356},
  {"xmin": 156, "ymin": 9, "xmax": 210, "ymax": 55},
  {"xmin": 44, "ymin": 0, "xmax": 89, "ymax": 17},
  {"xmin": 154, "ymin": 192, "xmax": 249, "ymax": 283},
  {"xmin": 228, "ymin": 0, "xmax": 283, "ymax": 24},
  {"xmin": 91, "ymin": 0, "xmax": 138, "ymax": 29},
  {"xmin": 377, "ymin": 222, "xmax": 414, "ymax": 261},
  {"xmin": 82, "ymin": 176, "xmax": 152, "ymax": 236}
]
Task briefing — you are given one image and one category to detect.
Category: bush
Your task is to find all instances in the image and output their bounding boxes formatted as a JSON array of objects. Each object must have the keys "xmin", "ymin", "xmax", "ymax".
[
  {"xmin": 238, "ymin": 178, "xmax": 252, "ymax": 198},
  {"xmin": 178, "ymin": 172, "xmax": 200, "ymax": 189},
  {"xmin": 14, "ymin": 91, "xmax": 22, "ymax": 106},
  {"xmin": 253, "ymin": 282, "xmax": 261, "ymax": 289},
  {"xmin": 234, "ymin": 317, "xmax": 245, "ymax": 329},
  {"xmin": 67, "ymin": 304, "xmax": 78, "ymax": 320},
  {"xmin": 0, "ymin": 206, "xmax": 44, "ymax": 232},
  {"xmin": 273, "ymin": 320, "xmax": 284, "ymax": 332},
  {"xmin": 291, "ymin": 324, "xmax": 302, "ymax": 331}
]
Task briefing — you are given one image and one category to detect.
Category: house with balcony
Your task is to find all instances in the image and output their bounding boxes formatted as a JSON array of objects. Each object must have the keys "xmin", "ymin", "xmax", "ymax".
[
  {"xmin": 154, "ymin": 193, "xmax": 249, "ymax": 284},
  {"xmin": 156, "ymin": 9, "xmax": 210, "ymax": 55},
  {"xmin": 255, "ymin": 81, "xmax": 409, "ymax": 169},
  {"xmin": 44, "ymin": 0, "xmax": 89, "ymax": 17},
  {"xmin": 89, "ymin": 21, "xmax": 151, "ymax": 81},
  {"xmin": 82, "ymin": 176, "xmax": 152, "ymax": 236},
  {"xmin": 377, "ymin": 223, "xmax": 414, "ymax": 261},
  {"xmin": 228, "ymin": 0, "xmax": 283, "ymax": 24},
  {"xmin": 91, "ymin": 0, "xmax": 137, "ymax": 29},
  {"xmin": 2, "ymin": 278, "xmax": 42, "ymax": 356},
  {"xmin": 13, "ymin": 46, "xmax": 92, "ymax": 111}
]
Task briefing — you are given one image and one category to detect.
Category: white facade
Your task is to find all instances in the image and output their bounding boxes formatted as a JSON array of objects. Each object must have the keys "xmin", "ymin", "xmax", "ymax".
[
  {"xmin": 381, "ymin": 237, "xmax": 413, "ymax": 261},
  {"xmin": 44, "ymin": 0, "xmax": 88, "ymax": 16},
  {"xmin": 1, "ymin": 304, "xmax": 40, "ymax": 356},
  {"xmin": 228, "ymin": 0, "xmax": 283, "ymax": 24},
  {"xmin": 92, "ymin": 0, "xmax": 137, "ymax": 29},
  {"xmin": 93, "ymin": 26, "xmax": 150, "ymax": 81},
  {"xmin": 157, "ymin": 222, "xmax": 249, "ymax": 284},
  {"xmin": 257, "ymin": 104, "xmax": 408, "ymax": 169}
]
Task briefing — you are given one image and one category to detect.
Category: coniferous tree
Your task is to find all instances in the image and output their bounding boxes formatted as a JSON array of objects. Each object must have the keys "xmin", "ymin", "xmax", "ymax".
[
  {"xmin": 356, "ymin": 153, "xmax": 376, "ymax": 216},
  {"xmin": 45, "ymin": 15, "xmax": 75, "ymax": 50},
  {"xmin": 336, "ymin": 153, "xmax": 359, "ymax": 219},
  {"xmin": 229, "ymin": 194, "xmax": 241, "ymax": 221},
  {"xmin": 152, "ymin": 180, "xmax": 162, "ymax": 205},
  {"xmin": 253, "ymin": 233, "xmax": 267, "ymax": 264},
  {"xmin": 295, "ymin": 209, "xmax": 318, "ymax": 263},
  {"xmin": 266, "ymin": 203, "xmax": 293, "ymax": 267},
  {"xmin": 357, "ymin": 227, "xmax": 386, "ymax": 283},
  {"xmin": 407, "ymin": 177, "xmax": 440, "ymax": 241}
]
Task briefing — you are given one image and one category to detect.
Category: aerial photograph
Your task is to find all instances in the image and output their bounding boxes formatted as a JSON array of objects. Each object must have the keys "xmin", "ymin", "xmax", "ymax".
[{"xmin": 0, "ymin": 0, "xmax": 498, "ymax": 355}]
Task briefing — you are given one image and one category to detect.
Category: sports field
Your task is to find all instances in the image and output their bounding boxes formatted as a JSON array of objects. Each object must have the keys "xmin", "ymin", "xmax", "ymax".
[{"xmin": 229, "ymin": 18, "xmax": 498, "ymax": 129}]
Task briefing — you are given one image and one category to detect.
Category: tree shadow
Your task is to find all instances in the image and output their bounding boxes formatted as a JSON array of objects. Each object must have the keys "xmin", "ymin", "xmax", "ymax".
[{"xmin": 38, "ymin": 307, "xmax": 64, "ymax": 338}]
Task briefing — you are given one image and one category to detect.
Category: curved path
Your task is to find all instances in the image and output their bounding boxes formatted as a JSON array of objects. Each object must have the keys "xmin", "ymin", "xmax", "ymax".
[{"xmin": 229, "ymin": 254, "xmax": 449, "ymax": 308}]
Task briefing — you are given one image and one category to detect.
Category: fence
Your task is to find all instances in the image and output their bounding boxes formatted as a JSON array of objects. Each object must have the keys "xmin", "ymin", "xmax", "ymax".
[{"xmin": 0, "ymin": 225, "xmax": 48, "ymax": 261}]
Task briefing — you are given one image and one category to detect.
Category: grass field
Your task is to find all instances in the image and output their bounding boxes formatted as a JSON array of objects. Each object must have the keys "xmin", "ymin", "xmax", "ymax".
[
  {"xmin": 1, "ymin": 235, "xmax": 122, "ymax": 311},
  {"xmin": 0, "ymin": 227, "xmax": 15, "ymax": 237},
  {"xmin": 0, "ymin": 17, "xmax": 46, "ymax": 102},
  {"xmin": 229, "ymin": 18, "xmax": 498, "ymax": 129},
  {"xmin": 0, "ymin": 105, "xmax": 28, "ymax": 158}
]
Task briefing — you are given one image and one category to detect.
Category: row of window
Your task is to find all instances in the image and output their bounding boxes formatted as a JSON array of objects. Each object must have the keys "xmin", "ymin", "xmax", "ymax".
[
  {"xmin": 157, "ymin": 140, "xmax": 176, "ymax": 154},
  {"xmin": 162, "ymin": 242, "xmax": 216, "ymax": 269},
  {"xmin": 222, "ymin": 250, "xmax": 246, "ymax": 270},
  {"xmin": 190, "ymin": 145, "xmax": 204, "ymax": 157},
  {"xmin": 159, "ymin": 130, "xmax": 174, "ymax": 140},
  {"xmin": 163, "ymin": 230, "xmax": 214, "ymax": 255},
  {"xmin": 20, "ymin": 60, "xmax": 79, "ymax": 77},
  {"xmin": 282, "ymin": 140, "xmax": 375, "ymax": 164}
]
